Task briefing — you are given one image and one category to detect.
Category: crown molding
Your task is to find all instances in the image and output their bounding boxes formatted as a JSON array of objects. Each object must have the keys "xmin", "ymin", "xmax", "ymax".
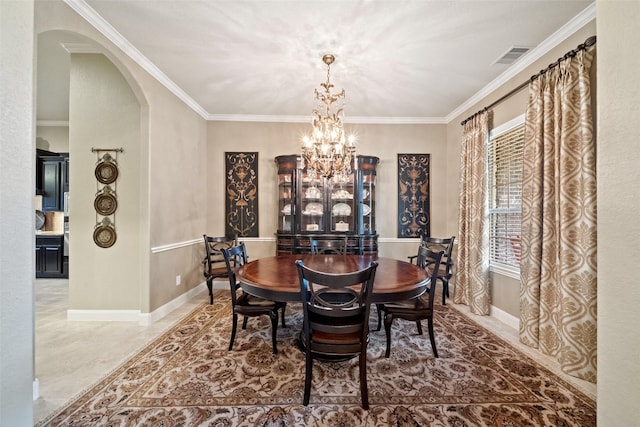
[
  {"xmin": 60, "ymin": 42, "xmax": 101, "ymax": 54},
  {"xmin": 445, "ymin": 2, "xmax": 596, "ymax": 124},
  {"xmin": 207, "ymin": 114, "xmax": 446, "ymax": 125},
  {"xmin": 66, "ymin": 0, "xmax": 593, "ymax": 126},
  {"xmin": 64, "ymin": 0, "xmax": 209, "ymax": 120},
  {"xmin": 36, "ymin": 120, "xmax": 69, "ymax": 127}
]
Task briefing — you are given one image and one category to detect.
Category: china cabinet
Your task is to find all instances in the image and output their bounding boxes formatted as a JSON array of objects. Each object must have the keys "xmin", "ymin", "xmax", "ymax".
[{"xmin": 275, "ymin": 154, "xmax": 379, "ymax": 254}]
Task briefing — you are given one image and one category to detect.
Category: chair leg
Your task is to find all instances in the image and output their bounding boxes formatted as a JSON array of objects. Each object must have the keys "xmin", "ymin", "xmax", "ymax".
[
  {"xmin": 269, "ymin": 311, "xmax": 278, "ymax": 354},
  {"xmin": 206, "ymin": 278, "xmax": 213, "ymax": 304},
  {"xmin": 228, "ymin": 312, "xmax": 238, "ymax": 351},
  {"xmin": 383, "ymin": 314, "xmax": 393, "ymax": 358},
  {"xmin": 442, "ymin": 277, "xmax": 449, "ymax": 305},
  {"xmin": 359, "ymin": 351, "xmax": 369, "ymax": 410},
  {"xmin": 242, "ymin": 316, "xmax": 248, "ymax": 329},
  {"xmin": 303, "ymin": 352, "xmax": 313, "ymax": 405},
  {"xmin": 374, "ymin": 304, "xmax": 383, "ymax": 331},
  {"xmin": 416, "ymin": 320, "xmax": 423, "ymax": 335},
  {"xmin": 427, "ymin": 316, "xmax": 438, "ymax": 358},
  {"xmin": 280, "ymin": 303, "xmax": 287, "ymax": 328}
]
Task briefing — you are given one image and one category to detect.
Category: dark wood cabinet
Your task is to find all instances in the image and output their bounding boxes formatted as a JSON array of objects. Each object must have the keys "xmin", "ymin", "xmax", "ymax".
[
  {"xmin": 38, "ymin": 153, "xmax": 68, "ymax": 211},
  {"xmin": 275, "ymin": 154, "xmax": 379, "ymax": 255},
  {"xmin": 41, "ymin": 157, "xmax": 63, "ymax": 211},
  {"xmin": 62, "ymin": 154, "xmax": 70, "ymax": 193},
  {"xmin": 36, "ymin": 235, "xmax": 66, "ymax": 278}
]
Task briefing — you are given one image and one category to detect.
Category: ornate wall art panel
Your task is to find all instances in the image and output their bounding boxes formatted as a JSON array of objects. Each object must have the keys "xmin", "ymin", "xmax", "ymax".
[
  {"xmin": 225, "ymin": 152, "xmax": 259, "ymax": 237},
  {"xmin": 397, "ymin": 153, "xmax": 430, "ymax": 238}
]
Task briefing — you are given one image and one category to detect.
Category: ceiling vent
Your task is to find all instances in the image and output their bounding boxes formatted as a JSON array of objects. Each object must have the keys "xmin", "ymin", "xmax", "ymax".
[{"xmin": 494, "ymin": 46, "xmax": 533, "ymax": 65}]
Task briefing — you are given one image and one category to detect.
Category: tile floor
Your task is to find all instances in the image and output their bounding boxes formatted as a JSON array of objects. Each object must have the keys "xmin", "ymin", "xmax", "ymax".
[
  {"xmin": 33, "ymin": 279, "xmax": 204, "ymax": 423},
  {"xmin": 33, "ymin": 278, "xmax": 596, "ymax": 423}
]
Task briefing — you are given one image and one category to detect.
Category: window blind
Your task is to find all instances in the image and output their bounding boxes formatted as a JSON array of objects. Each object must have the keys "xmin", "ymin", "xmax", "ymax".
[{"xmin": 488, "ymin": 122, "xmax": 524, "ymax": 268}]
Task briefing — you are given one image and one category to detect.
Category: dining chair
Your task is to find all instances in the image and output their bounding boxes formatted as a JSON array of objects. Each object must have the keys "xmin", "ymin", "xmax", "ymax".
[
  {"xmin": 374, "ymin": 243, "xmax": 431, "ymax": 332},
  {"xmin": 408, "ymin": 235, "xmax": 455, "ymax": 305},
  {"xmin": 296, "ymin": 259, "xmax": 378, "ymax": 409},
  {"xmin": 378, "ymin": 247, "xmax": 444, "ymax": 358},
  {"xmin": 202, "ymin": 234, "xmax": 238, "ymax": 304},
  {"xmin": 221, "ymin": 242, "xmax": 286, "ymax": 354},
  {"xmin": 310, "ymin": 237, "xmax": 348, "ymax": 254}
]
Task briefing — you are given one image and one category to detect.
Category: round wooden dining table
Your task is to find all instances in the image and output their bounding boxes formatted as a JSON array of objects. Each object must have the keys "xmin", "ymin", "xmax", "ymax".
[{"xmin": 236, "ymin": 254, "xmax": 429, "ymax": 303}]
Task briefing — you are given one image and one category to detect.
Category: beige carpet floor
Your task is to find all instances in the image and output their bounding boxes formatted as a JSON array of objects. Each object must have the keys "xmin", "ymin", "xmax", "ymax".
[{"xmin": 37, "ymin": 291, "xmax": 595, "ymax": 426}]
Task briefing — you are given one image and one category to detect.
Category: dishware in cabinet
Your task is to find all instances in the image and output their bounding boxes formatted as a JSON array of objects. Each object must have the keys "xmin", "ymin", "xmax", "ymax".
[
  {"xmin": 301, "ymin": 172, "xmax": 326, "ymax": 232},
  {"xmin": 330, "ymin": 174, "xmax": 355, "ymax": 232}
]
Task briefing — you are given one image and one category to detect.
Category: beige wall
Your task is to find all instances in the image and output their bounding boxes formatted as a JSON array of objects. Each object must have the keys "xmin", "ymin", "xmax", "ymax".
[
  {"xmin": 36, "ymin": 125, "xmax": 69, "ymax": 152},
  {"xmin": 68, "ymin": 53, "xmax": 141, "ymax": 310},
  {"xmin": 0, "ymin": 0, "xmax": 36, "ymax": 423},
  {"xmin": 36, "ymin": 1, "xmax": 209, "ymax": 313},
  {"xmin": 597, "ymin": 1, "xmax": 640, "ymax": 423},
  {"xmin": 206, "ymin": 121, "xmax": 448, "ymax": 259}
]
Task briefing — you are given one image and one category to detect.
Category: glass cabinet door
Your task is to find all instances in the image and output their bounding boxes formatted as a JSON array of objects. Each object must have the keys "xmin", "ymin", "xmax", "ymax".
[
  {"xmin": 361, "ymin": 173, "xmax": 376, "ymax": 234},
  {"xmin": 275, "ymin": 155, "xmax": 298, "ymax": 233},
  {"xmin": 329, "ymin": 174, "xmax": 355, "ymax": 232},
  {"xmin": 277, "ymin": 172, "xmax": 294, "ymax": 232},
  {"xmin": 357, "ymin": 155, "xmax": 379, "ymax": 235},
  {"xmin": 300, "ymin": 172, "xmax": 325, "ymax": 232}
]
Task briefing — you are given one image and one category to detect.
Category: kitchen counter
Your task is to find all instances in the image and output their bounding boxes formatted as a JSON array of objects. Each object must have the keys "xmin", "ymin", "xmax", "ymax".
[{"xmin": 36, "ymin": 230, "xmax": 63, "ymax": 236}]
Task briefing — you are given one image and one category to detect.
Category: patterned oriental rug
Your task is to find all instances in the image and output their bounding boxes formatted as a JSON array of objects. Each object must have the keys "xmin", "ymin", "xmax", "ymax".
[{"xmin": 38, "ymin": 292, "xmax": 595, "ymax": 426}]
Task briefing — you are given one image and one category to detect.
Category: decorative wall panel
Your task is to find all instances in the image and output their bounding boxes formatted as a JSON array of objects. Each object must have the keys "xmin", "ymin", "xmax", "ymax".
[
  {"xmin": 225, "ymin": 152, "xmax": 259, "ymax": 237},
  {"xmin": 397, "ymin": 153, "xmax": 430, "ymax": 238}
]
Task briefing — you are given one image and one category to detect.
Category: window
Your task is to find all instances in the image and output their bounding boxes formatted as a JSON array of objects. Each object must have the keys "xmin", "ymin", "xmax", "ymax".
[{"xmin": 487, "ymin": 115, "xmax": 524, "ymax": 274}]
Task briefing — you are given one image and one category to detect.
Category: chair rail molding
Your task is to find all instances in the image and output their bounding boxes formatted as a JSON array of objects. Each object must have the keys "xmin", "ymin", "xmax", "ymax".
[{"xmin": 151, "ymin": 236, "xmax": 276, "ymax": 253}]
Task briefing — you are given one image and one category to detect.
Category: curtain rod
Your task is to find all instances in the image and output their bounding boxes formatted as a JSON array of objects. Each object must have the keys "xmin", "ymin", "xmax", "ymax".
[{"xmin": 460, "ymin": 35, "xmax": 596, "ymax": 126}]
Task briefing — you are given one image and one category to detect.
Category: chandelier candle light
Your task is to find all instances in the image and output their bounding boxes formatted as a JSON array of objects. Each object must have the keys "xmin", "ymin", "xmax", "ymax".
[{"xmin": 302, "ymin": 54, "xmax": 356, "ymax": 180}]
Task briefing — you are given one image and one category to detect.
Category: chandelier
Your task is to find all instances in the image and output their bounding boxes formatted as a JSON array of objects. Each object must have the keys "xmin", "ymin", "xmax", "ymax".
[{"xmin": 302, "ymin": 54, "xmax": 356, "ymax": 181}]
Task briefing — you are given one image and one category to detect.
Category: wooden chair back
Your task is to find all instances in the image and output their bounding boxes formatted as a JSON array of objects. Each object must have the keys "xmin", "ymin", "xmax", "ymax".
[
  {"xmin": 202, "ymin": 234, "xmax": 238, "ymax": 303},
  {"xmin": 220, "ymin": 241, "xmax": 248, "ymax": 306},
  {"xmin": 296, "ymin": 259, "xmax": 378, "ymax": 409},
  {"xmin": 310, "ymin": 237, "xmax": 347, "ymax": 254}
]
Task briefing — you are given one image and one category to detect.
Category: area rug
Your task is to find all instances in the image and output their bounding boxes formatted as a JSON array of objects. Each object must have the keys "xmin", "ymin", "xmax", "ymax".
[{"xmin": 38, "ymin": 291, "xmax": 595, "ymax": 426}]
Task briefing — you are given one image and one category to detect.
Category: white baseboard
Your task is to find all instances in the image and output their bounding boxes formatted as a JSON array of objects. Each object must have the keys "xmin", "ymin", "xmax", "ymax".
[
  {"xmin": 33, "ymin": 378, "xmax": 39, "ymax": 401},
  {"xmin": 490, "ymin": 304, "xmax": 520, "ymax": 330},
  {"xmin": 67, "ymin": 309, "xmax": 140, "ymax": 322},
  {"xmin": 138, "ymin": 282, "xmax": 208, "ymax": 326},
  {"xmin": 66, "ymin": 282, "xmax": 211, "ymax": 325}
]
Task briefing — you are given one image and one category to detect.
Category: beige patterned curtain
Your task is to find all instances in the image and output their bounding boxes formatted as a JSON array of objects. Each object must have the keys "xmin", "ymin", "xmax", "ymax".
[
  {"xmin": 455, "ymin": 112, "xmax": 490, "ymax": 315},
  {"xmin": 519, "ymin": 47, "xmax": 597, "ymax": 382}
]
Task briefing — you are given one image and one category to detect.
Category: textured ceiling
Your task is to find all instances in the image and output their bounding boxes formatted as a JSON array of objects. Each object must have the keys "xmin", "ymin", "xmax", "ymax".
[{"xmin": 37, "ymin": 0, "xmax": 594, "ymax": 123}]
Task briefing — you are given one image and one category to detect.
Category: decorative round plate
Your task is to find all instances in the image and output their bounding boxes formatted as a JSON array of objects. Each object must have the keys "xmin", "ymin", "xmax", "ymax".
[
  {"xmin": 94, "ymin": 190, "xmax": 118, "ymax": 216},
  {"xmin": 362, "ymin": 204, "xmax": 371, "ymax": 215},
  {"xmin": 95, "ymin": 161, "xmax": 119, "ymax": 184},
  {"xmin": 93, "ymin": 222, "xmax": 117, "ymax": 248}
]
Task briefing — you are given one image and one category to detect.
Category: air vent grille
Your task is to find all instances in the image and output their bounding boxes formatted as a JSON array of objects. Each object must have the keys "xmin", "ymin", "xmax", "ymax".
[{"xmin": 494, "ymin": 46, "xmax": 532, "ymax": 65}]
